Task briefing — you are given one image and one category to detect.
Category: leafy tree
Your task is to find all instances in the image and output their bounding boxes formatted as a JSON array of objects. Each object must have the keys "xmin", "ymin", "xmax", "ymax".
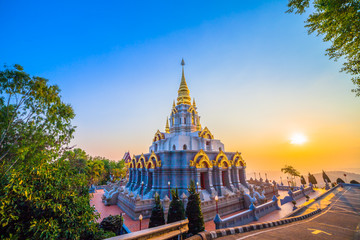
[
  {"xmin": 322, "ymin": 170, "xmax": 331, "ymax": 183},
  {"xmin": 350, "ymin": 180, "xmax": 359, "ymax": 184},
  {"xmin": 287, "ymin": 0, "xmax": 360, "ymax": 96},
  {"xmin": 149, "ymin": 193, "xmax": 165, "ymax": 228},
  {"xmin": 336, "ymin": 178, "xmax": 345, "ymax": 184},
  {"xmin": 167, "ymin": 188, "xmax": 185, "ymax": 224},
  {"xmin": 308, "ymin": 172, "xmax": 318, "ymax": 187},
  {"xmin": 281, "ymin": 165, "xmax": 300, "ymax": 186},
  {"xmin": 0, "ymin": 65, "xmax": 103, "ymax": 239},
  {"xmin": 185, "ymin": 180, "xmax": 204, "ymax": 235},
  {"xmin": 100, "ymin": 215, "xmax": 123, "ymax": 236},
  {"xmin": 87, "ymin": 159, "xmax": 106, "ymax": 185},
  {"xmin": 300, "ymin": 175, "xmax": 307, "ymax": 185}
]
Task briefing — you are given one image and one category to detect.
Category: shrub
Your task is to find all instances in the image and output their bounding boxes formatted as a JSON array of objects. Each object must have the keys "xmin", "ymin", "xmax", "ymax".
[
  {"xmin": 336, "ymin": 178, "xmax": 345, "ymax": 184},
  {"xmin": 149, "ymin": 193, "xmax": 165, "ymax": 228},
  {"xmin": 350, "ymin": 180, "xmax": 359, "ymax": 184},
  {"xmin": 100, "ymin": 215, "xmax": 123, "ymax": 236},
  {"xmin": 167, "ymin": 188, "xmax": 185, "ymax": 224},
  {"xmin": 186, "ymin": 180, "xmax": 205, "ymax": 235}
]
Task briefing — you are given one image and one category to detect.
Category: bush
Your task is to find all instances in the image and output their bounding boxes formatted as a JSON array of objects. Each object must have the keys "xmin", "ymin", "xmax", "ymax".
[
  {"xmin": 336, "ymin": 178, "xmax": 345, "ymax": 184},
  {"xmin": 350, "ymin": 180, "xmax": 359, "ymax": 184},
  {"xmin": 186, "ymin": 180, "xmax": 205, "ymax": 235},
  {"xmin": 100, "ymin": 215, "xmax": 123, "ymax": 236},
  {"xmin": 167, "ymin": 188, "xmax": 185, "ymax": 224},
  {"xmin": 291, "ymin": 200, "xmax": 297, "ymax": 206},
  {"xmin": 149, "ymin": 193, "xmax": 165, "ymax": 228}
]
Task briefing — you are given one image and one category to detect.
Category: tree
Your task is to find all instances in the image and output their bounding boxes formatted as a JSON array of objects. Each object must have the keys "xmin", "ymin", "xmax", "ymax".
[
  {"xmin": 308, "ymin": 172, "xmax": 318, "ymax": 187},
  {"xmin": 287, "ymin": 0, "xmax": 360, "ymax": 96},
  {"xmin": 149, "ymin": 193, "xmax": 165, "ymax": 228},
  {"xmin": 336, "ymin": 178, "xmax": 345, "ymax": 184},
  {"xmin": 0, "ymin": 65, "xmax": 103, "ymax": 239},
  {"xmin": 300, "ymin": 175, "xmax": 307, "ymax": 185},
  {"xmin": 281, "ymin": 165, "xmax": 301, "ymax": 186},
  {"xmin": 322, "ymin": 170, "xmax": 331, "ymax": 183},
  {"xmin": 167, "ymin": 188, "xmax": 185, "ymax": 224},
  {"xmin": 87, "ymin": 159, "xmax": 106, "ymax": 185},
  {"xmin": 186, "ymin": 180, "xmax": 204, "ymax": 235}
]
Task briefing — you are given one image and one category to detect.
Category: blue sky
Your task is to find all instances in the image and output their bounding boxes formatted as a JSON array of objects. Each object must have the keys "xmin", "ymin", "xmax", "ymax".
[{"xmin": 1, "ymin": 0, "xmax": 359, "ymax": 173}]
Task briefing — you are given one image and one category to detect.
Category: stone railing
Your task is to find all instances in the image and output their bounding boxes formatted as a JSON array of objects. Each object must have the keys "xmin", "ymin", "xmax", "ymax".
[
  {"xmin": 277, "ymin": 185, "xmax": 301, "ymax": 191},
  {"xmin": 214, "ymin": 195, "xmax": 281, "ymax": 229},
  {"xmin": 280, "ymin": 185, "xmax": 314, "ymax": 205},
  {"xmin": 105, "ymin": 219, "xmax": 189, "ymax": 240}
]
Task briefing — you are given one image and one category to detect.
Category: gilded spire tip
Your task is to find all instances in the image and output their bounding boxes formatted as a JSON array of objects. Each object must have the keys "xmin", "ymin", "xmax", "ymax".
[
  {"xmin": 165, "ymin": 117, "xmax": 170, "ymax": 133},
  {"xmin": 177, "ymin": 58, "xmax": 191, "ymax": 105}
]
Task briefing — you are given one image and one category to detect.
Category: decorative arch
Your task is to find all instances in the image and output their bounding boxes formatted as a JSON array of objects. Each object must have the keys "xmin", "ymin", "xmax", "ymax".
[
  {"xmin": 138, "ymin": 153, "xmax": 146, "ymax": 166},
  {"xmin": 130, "ymin": 156, "xmax": 137, "ymax": 168},
  {"xmin": 215, "ymin": 150, "xmax": 231, "ymax": 168},
  {"xmin": 198, "ymin": 127, "xmax": 214, "ymax": 139},
  {"xmin": 232, "ymin": 152, "xmax": 246, "ymax": 167},
  {"xmin": 153, "ymin": 130, "xmax": 165, "ymax": 142},
  {"xmin": 190, "ymin": 149, "xmax": 213, "ymax": 168},
  {"xmin": 187, "ymin": 105, "xmax": 196, "ymax": 114},
  {"xmin": 149, "ymin": 151, "xmax": 161, "ymax": 168}
]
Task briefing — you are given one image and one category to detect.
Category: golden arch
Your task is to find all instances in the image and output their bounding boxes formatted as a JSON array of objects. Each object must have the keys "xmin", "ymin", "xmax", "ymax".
[
  {"xmin": 190, "ymin": 149, "xmax": 213, "ymax": 168},
  {"xmin": 139, "ymin": 153, "xmax": 146, "ymax": 165},
  {"xmin": 130, "ymin": 156, "xmax": 137, "ymax": 168},
  {"xmin": 136, "ymin": 161, "xmax": 143, "ymax": 169},
  {"xmin": 215, "ymin": 150, "xmax": 231, "ymax": 168},
  {"xmin": 232, "ymin": 152, "xmax": 246, "ymax": 167},
  {"xmin": 187, "ymin": 105, "xmax": 196, "ymax": 114},
  {"xmin": 198, "ymin": 127, "xmax": 214, "ymax": 139},
  {"xmin": 146, "ymin": 160, "xmax": 155, "ymax": 169},
  {"xmin": 149, "ymin": 151, "xmax": 161, "ymax": 168},
  {"xmin": 153, "ymin": 130, "xmax": 165, "ymax": 142}
]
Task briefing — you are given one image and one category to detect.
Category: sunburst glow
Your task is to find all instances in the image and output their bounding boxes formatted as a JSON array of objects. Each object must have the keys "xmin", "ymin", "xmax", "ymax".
[{"xmin": 290, "ymin": 133, "xmax": 307, "ymax": 145}]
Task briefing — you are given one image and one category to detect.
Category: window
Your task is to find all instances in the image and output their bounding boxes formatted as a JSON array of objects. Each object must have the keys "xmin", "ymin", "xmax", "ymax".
[
  {"xmin": 184, "ymin": 117, "xmax": 186, "ymax": 124},
  {"xmin": 173, "ymin": 145, "xmax": 176, "ymax": 150},
  {"xmin": 183, "ymin": 144, "xmax": 187, "ymax": 150}
]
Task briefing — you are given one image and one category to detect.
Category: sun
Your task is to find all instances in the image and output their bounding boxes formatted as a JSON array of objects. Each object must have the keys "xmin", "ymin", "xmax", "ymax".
[{"xmin": 290, "ymin": 133, "xmax": 307, "ymax": 145}]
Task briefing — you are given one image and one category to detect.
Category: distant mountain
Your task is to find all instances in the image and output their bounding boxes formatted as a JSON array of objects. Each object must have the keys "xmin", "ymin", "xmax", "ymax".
[
  {"xmin": 312, "ymin": 171, "xmax": 360, "ymax": 187},
  {"xmin": 247, "ymin": 170, "xmax": 360, "ymax": 187}
]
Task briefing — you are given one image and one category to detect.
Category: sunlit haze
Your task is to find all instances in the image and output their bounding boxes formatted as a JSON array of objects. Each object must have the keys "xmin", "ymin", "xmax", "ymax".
[
  {"xmin": 290, "ymin": 133, "xmax": 307, "ymax": 145},
  {"xmin": 1, "ymin": 0, "xmax": 359, "ymax": 174}
]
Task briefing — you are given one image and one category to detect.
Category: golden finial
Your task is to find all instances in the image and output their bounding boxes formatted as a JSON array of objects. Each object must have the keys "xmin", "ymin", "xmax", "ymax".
[
  {"xmin": 196, "ymin": 115, "xmax": 202, "ymax": 131},
  {"xmin": 165, "ymin": 117, "xmax": 170, "ymax": 133},
  {"xmin": 177, "ymin": 58, "xmax": 191, "ymax": 105},
  {"xmin": 193, "ymin": 98, "xmax": 196, "ymax": 108},
  {"xmin": 173, "ymin": 100, "xmax": 176, "ymax": 108}
]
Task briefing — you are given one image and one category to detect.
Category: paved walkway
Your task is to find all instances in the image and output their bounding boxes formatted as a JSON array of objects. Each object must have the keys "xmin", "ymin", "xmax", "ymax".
[
  {"xmin": 217, "ymin": 185, "xmax": 360, "ymax": 239},
  {"xmin": 90, "ymin": 189, "xmax": 149, "ymax": 232}
]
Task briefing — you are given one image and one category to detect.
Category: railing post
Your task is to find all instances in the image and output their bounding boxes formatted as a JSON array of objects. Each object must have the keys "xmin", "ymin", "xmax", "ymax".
[
  {"xmin": 272, "ymin": 195, "xmax": 281, "ymax": 210},
  {"xmin": 249, "ymin": 202, "xmax": 258, "ymax": 221}
]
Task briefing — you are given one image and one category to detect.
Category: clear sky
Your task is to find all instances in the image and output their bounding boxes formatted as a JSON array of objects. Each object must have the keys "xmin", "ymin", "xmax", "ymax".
[{"xmin": 1, "ymin": 0, "xmax": 359, "ymax": 174}]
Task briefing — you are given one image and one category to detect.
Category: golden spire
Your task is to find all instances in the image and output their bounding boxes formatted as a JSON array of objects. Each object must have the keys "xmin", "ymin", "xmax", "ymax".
[
  {"xmin": 196, "ymin": 115, "xmax": 202, "ymax": 131},
  {"xmin": 177, "ymin": 58, "xmax": 191, "ymax": 105},
  {"xmin": 193, "ymin": 98, "xmax": 196, "ymax": 108},
  {"xmin": 165, "ymin": 117, "xmax": 170, "ymax": 133},
  {"xmin": 173, "ymin": 100, "xmax": 176, "ymax": 108}
]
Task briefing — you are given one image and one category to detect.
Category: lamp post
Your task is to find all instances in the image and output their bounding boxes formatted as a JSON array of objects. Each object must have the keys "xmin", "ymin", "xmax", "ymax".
[
  {"xmin": 168, "ymin": 181, "xmax": 171, "ymax": 199},
  {"xmin": 196, "ymin": 181, "xmax": 199, "ymax": 193},
  {"xmin": 141, "ymin": 181, "xmax": 144, "ymax": 199},
  {"xmin": 215, "ymin": 195, "xmax": 219, "ymax": 214},
  {"xmin": 139, "ymin": 214, "xmax": 143, "ymax": 231}
]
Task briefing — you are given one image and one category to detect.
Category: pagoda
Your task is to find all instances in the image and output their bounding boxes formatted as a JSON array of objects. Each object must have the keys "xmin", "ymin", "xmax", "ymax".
[{"xmin": 114, "ymin": 59, "xmax": 260, "ymax": 221}]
